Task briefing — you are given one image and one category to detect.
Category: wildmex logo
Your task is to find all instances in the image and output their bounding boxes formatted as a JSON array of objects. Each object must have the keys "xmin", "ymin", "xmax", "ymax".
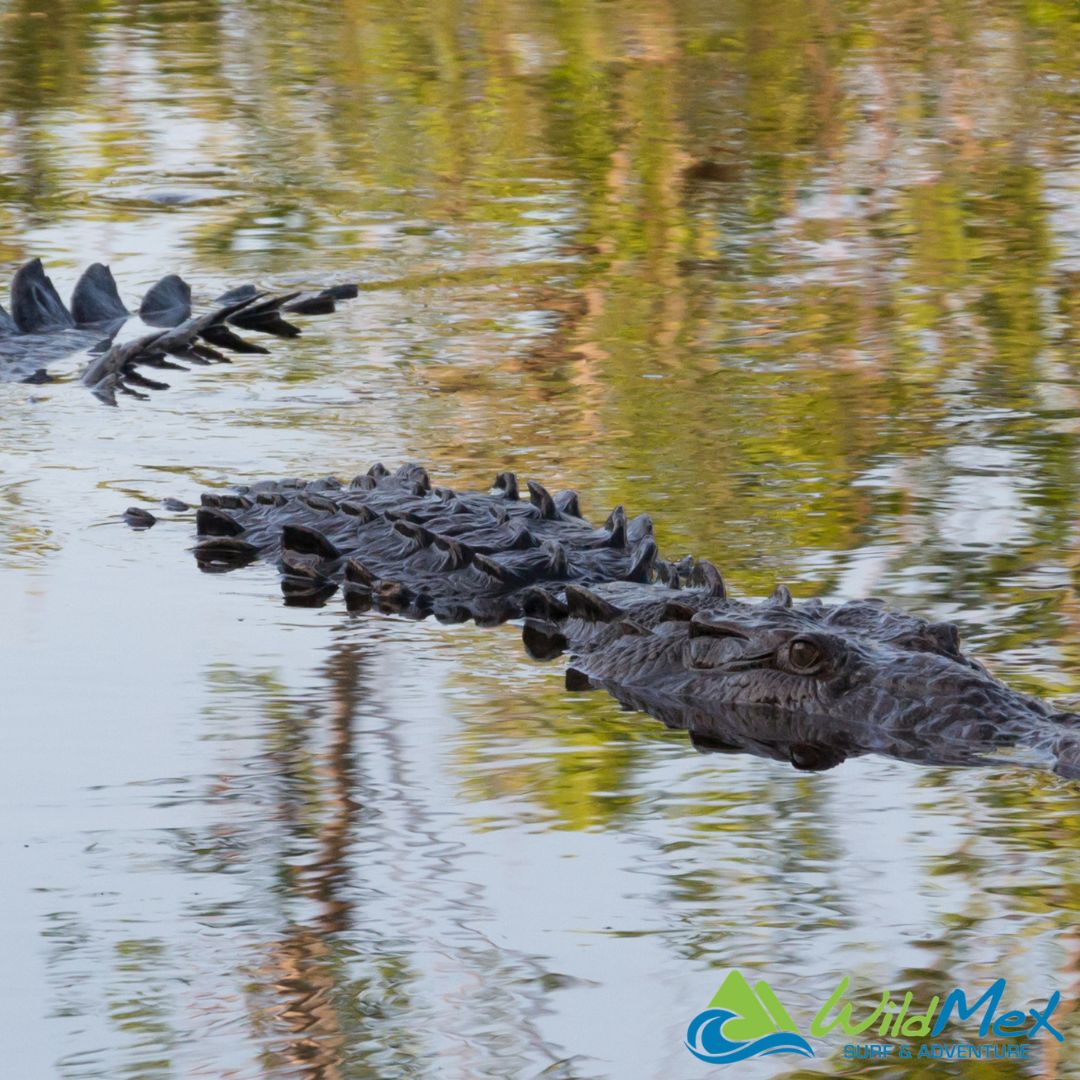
[
  {"xmin": 685, "ymin": 971, "xmax": 815, "ymax": 1064},
  {"xmin": 687, "ymin": 971, "xmax": 1064, "ymax": 1066}
]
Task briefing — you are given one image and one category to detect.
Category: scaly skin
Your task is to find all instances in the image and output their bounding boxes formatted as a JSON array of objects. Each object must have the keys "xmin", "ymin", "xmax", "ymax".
[
  {"xmin": 192, "ymin": 463, "xmax": 661, "ymax": 625},
  {"xmin": 521, "ymin": 580, "xmax": 1080, "ymax": 778},
  {"xmin": 0, "ymin": 258, "xmax": 356, "ymax": 399}
]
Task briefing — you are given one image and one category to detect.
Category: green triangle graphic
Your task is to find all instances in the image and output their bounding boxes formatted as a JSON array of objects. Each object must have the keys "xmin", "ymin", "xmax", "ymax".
[{"xmin": 706, "ymin": 971, "xmax": 800, "ymax": 1041}]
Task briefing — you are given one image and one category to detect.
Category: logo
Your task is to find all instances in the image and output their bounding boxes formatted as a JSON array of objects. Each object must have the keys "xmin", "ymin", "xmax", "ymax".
[
  {"xmin": 685, "ymin": 971, "xmax": 815, "ymax": 1064},
  {"xmin": 687, "ymin": 971, "xmax": 1065, "ymax": 1065}
]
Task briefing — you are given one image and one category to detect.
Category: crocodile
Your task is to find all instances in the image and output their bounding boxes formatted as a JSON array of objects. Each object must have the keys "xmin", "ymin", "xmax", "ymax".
[
  {"xmin": 190, "ymin": 462, "xmax": 661, "ymax": 624},
  {"xmin": 174, "ymin": 462, "xmax": 1080, "ymax": 779},
  {"xmin": 521, "ymin": 581, "xmax": 1080, "ymax": 779},
  {"xmin": 0, "ymin": 258, "xmax": 356, "ymax": 401}
]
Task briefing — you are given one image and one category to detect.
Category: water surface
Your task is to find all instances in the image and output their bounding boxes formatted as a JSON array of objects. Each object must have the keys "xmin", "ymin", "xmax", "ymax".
[{"xmin": 3, "ymin": 1, "xmax": 1080, "ymax": 1076}]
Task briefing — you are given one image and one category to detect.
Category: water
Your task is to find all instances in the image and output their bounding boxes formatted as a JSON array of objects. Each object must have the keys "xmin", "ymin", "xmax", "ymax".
[{"xmin": 2, "ymin": 1, "xmax": 1080, "ymax": 1076}]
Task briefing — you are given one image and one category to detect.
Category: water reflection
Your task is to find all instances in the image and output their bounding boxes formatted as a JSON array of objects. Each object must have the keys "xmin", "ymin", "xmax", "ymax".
[
  {"xmin": 234, "ymin": 644, "xmax": 360, "ymax": 1077},
  {"xmin": 202, "ymin": 630, "xmax": 594, "ymax": 1078},
  {"xmin": 20, "ymin": 615, "xmax": 1080, "ymax": 1077},
  {"xmin": 3, "ymin": 0, "xmax": 1080, "ymax": 1075}
]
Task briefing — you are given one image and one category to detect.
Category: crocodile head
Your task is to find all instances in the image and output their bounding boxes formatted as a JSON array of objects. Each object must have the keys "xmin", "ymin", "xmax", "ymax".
[{"xmin": 526, "ymin": 585, "xmax": 1078, "ymax": 775}]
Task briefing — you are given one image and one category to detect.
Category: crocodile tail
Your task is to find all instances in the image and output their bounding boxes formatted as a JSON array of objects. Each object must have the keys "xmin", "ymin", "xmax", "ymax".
[
  {"xmin": 285, "ymin": 293, "xmax": 335, "ymax": 316},
  {"xmin": 228, "ymin": 293, "xmax": 303, "ymax": 339},
  {"xmin": 71, "ymin": 264, "xmax": 129, "ymax": 327},
  {"xmin": 140, "ymin": 274, "xmax": 193, "ymax": 327},
  {"xmin": 198, "ymin": 323, "xmax": 270, "ymax": 354},
  {"xmin": 81, "ymin": 330, "xmax": 170, "ymax": 403},
  {"xmin": 11, "ymin": 259, "xmax": 75, "ymax": 332}
]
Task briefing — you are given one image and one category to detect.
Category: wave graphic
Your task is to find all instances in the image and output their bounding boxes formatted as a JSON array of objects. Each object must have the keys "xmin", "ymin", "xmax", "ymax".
[{"xmin": 685, "ymin": 1008, "xmax": 816, "ymax": 1064}]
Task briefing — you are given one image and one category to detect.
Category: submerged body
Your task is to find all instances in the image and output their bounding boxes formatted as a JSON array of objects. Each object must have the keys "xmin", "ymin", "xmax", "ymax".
[{"xmin": 181, "ymin": 463, "xmax": 1080, "ymax": 779}]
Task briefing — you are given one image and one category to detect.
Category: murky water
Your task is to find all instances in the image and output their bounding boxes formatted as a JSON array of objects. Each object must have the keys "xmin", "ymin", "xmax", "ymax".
[{"xmin": 3, "ymin": 1, "xmax": 1080, "ymax": 1076}]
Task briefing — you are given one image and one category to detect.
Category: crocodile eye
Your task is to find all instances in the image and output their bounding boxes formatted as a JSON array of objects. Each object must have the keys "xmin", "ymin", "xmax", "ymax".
[{"xmin": 784, "ymin": 637, "xmax": 824, "ymax": 674}]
